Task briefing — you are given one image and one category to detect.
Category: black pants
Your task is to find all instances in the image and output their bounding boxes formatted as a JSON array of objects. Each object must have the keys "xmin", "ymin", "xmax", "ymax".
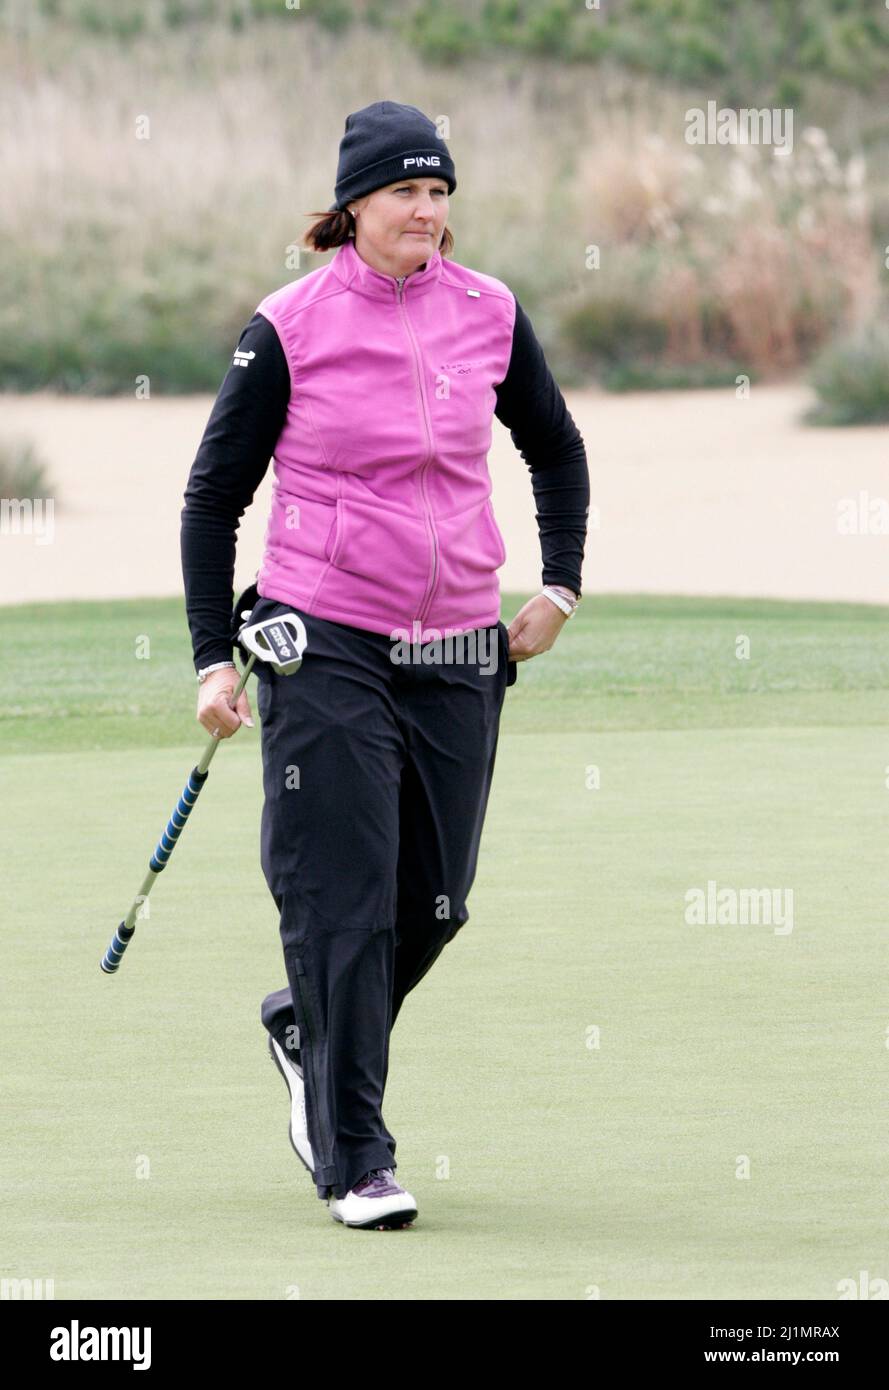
[{"xmin": 252, "ymin": 596, "xmax": 516, "ymax": 1201}]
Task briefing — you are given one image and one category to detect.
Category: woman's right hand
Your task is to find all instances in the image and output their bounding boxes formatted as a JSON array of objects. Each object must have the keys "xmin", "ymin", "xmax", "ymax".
[{"xmin": 197, "ymin": 667, "xmax": 255, "ymax": 739}]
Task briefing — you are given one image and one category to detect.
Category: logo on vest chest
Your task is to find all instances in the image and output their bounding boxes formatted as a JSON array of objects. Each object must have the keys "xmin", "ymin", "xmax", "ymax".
[{"xmin": 439, "ymin": 360, "xmax": 477, "ymax": 374}]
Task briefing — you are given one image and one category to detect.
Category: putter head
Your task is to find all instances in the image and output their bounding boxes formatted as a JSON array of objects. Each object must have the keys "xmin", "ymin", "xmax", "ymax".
[{"xmin": 237, "ymin": 610, "xmax": 307, "ymax": 675}]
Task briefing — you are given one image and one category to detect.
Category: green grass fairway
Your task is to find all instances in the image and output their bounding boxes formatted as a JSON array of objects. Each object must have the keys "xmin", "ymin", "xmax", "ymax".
[{"xmin": 2, "ymin": 593, "xmax": 888, "ymax": 1300}]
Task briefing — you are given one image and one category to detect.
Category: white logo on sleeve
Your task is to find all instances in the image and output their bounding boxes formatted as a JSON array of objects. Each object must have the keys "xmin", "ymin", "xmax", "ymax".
[{"xmin": 233, "ymin": 349, "xmax": 255, "ymax": 368}]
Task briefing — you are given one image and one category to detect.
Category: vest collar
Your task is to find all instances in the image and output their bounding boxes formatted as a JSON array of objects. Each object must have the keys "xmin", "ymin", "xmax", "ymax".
[{"xmin": 332, "ymin": 236, "xmax": 443, "ymax": 301}]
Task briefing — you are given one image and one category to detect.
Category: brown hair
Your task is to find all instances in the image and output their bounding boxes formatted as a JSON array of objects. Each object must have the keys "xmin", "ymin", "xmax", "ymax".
[{"xmin": 302, "ymin": 208, "xmax": 454, "ymax": 257}]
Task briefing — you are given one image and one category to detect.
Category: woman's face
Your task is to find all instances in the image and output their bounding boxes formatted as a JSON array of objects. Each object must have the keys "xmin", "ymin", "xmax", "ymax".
[{"xmin": 348, "ymin": 177, "xmax": 449, "ymax": 272}]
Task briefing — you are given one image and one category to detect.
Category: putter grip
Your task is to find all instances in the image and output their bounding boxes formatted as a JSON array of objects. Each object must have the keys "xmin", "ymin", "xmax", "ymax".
[
  {"xmin": 148, "ymin": 766, "xmax": 210, "ymax": 873},
  {"xmin": 99, "ymin": 765, "xmax": 211, "ymax": 976},
  {"xmin": 100, "ymin": 921, "xmax": 136, "ymax": 974}
]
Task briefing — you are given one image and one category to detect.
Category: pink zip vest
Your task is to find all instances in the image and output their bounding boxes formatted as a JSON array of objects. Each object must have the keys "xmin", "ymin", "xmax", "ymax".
[{"xmin": 254, "ymin": 238, "xmax": 516, "ymax": 642}]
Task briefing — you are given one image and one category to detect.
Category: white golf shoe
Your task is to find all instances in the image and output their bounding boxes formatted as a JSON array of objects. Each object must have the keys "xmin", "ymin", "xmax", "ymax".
[
  {"xmin": 267, "ymin": 1033, "xmax": 314, "ymax": 1177},
  {"xmin": 328, "ymin": 1169, "xmax": 417, "ymax": 1230}
]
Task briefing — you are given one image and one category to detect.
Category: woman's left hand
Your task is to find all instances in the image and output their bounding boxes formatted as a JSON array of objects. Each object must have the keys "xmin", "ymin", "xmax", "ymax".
[{"xmin": 505, "ymin": 593, "xmax": 572, "ymax": 661}]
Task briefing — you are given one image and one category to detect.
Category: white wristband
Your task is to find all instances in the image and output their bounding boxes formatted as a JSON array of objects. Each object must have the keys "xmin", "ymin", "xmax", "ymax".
[
  {"xmin": 197, "ymin": 660, "xmax": 236, "ymax": 684},
  {"xmin": 540, "ymin": 586, "xmax": 578, "ymax": 617}
]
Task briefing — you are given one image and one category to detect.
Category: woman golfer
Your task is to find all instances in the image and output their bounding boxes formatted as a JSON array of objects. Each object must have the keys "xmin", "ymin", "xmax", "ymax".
[{"xmin": 181, "ymin": 101, "xmax": 589, "ymax": 1230}]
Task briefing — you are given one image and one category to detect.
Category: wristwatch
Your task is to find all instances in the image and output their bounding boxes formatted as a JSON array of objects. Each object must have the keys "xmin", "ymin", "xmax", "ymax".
[
  {"xmin": 541, "ymin": 585, "xmax": 580, "ymax": 618},
  {"xmin": 197, "ymin": 660, "xmax": 236, "ymax": 684}
]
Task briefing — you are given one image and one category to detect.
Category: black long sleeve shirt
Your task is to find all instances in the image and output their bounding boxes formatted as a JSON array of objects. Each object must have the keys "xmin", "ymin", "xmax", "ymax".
[{"xmin": 180, "ymin": 295, "xmax": 590, "ymax": 672}]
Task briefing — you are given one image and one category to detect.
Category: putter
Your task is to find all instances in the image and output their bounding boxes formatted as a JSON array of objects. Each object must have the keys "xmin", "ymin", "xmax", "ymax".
[{"xmin": 100, "ymin": 606, "xmax": 308, "ymax": 974}]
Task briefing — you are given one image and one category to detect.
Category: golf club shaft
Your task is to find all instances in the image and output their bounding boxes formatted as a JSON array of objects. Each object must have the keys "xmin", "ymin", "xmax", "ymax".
[{"xmin": 100, "ymin": 655, "xmax": 257, "ymax": 974}]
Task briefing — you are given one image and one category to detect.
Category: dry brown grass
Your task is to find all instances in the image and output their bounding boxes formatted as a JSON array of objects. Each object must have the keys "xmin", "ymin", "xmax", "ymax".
[{"xmin": 0, "ymin": 22, "xmax": 884, "ymax": 386}]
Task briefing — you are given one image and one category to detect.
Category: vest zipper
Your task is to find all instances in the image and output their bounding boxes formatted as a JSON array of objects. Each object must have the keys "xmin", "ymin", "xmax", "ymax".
[{"xmin": 395, "ymin": 275, "xmax": 439, "ymax": 632}]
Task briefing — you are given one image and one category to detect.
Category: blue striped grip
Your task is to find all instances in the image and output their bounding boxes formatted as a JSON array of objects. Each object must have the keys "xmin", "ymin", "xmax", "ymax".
[
  {"xmin": 148, "ymin": 766, "xmax": 210, "ymax": 873},
  {"xmin": 100, "ymin": 921, "xmax": 136, "ymax": 974}
]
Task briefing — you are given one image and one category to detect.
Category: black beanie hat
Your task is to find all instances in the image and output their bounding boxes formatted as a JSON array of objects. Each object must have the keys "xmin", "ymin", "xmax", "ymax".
[{"xmin": 328, "ymin": 101, "xmax": 456, "ymax": 213}]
